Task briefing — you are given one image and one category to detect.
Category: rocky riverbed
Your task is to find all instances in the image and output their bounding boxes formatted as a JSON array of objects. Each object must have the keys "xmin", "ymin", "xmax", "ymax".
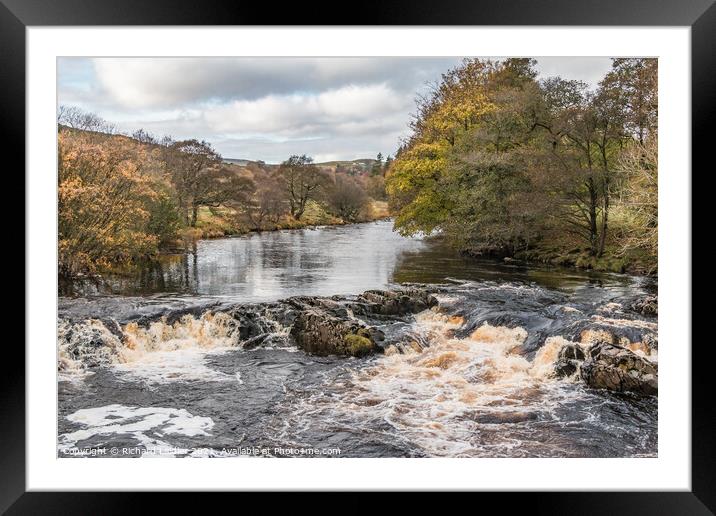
[{"xmin": 58, "ymin": 281, "xmax": 658, "ymax": 458}]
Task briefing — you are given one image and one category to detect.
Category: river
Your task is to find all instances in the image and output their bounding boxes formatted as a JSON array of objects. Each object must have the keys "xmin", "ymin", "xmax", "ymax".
[{"xmin": 58, "ymin": 220, "xmax": 658, "ymax": 458}]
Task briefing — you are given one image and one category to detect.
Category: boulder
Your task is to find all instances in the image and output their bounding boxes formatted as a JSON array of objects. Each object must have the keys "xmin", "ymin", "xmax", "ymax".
[
  {"xmin": 224, "ymin": 287, "xmax": 438, "ymax": 357},
  {"xmin": 553, "ymin": 342, "xmax": 586, "ymax": 377},
  {"xmin": 289, "ymin": 308, "xmax": 384, "ymax": 357},
  {"xmin": 287, "ymin": 288, "xmax": 436, "ymax": 356},
  {"xmin": 580, "ymin": 342, "xmax": 658, "ymax": 395},
  {"xmin": 343, "ymin": 334, "xmax": 375, "ymax": 357},
  {"xmin": 352, "ymin": 289, "xmax": 438, "ymax": 318},
  {"xmin": 630, "ymin": 295, "xmax": 658, "ymax": 317}
]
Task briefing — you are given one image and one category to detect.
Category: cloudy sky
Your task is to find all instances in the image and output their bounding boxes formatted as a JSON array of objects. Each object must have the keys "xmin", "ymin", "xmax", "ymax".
[{"xmin": 58, "ymin": 57, "xmax": 612, "ymax": 163}]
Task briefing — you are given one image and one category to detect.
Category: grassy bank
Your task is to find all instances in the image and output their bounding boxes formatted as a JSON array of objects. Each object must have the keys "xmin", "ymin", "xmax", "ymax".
[
  {"xmin": 180, "ymin": 199, "xmax": 391, "ymax": 241},
  {"xmin": 459, "ymin": 240, "xmax": 656, "ymax": 276},
  {"xmin": 513, "ymin": 247, "xmax": 656, "ymax": 276}
]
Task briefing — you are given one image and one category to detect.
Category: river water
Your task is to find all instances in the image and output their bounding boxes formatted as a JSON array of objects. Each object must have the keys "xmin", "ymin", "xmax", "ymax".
[{"xmin": 58, "ymin": 220, "xmax": 657, "ymax": 458}]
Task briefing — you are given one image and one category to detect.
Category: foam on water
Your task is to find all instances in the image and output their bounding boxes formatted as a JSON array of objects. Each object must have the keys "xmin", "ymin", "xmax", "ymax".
[
  {"xmin": 58, "ymin": 319, "xmax": 122, "ymax": 380},
  {"xmin": 286, "ymin": 311, "xmax": 597, "ymax": 457},
  {"xmin": 59, "ymin": 404, "xmax": 215, "ymax": 456},
  {"xmin": 58, "ymin": 312, "xmax": 241, "ymax": 384},
  {"xmin": 590, "ymin": 314, "xmax": 658, "ymax": 332}
]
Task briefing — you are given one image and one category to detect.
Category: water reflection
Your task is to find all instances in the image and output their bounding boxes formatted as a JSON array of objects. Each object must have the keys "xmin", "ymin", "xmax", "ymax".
[{"xmin": 60, "ymin": 220, "xmax": 651, "ymax": 300}]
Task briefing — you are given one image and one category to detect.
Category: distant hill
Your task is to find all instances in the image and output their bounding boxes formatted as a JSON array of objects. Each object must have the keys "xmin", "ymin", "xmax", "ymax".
[
  {"xmin": 57, "ymin": 126, "xmax": 382, "ymax": 178},
  {"xmin": 223, "ymin": 157, "xmax": 379, "ymax": 176},
  {"xmin": 223, "ymin": 158, "xmax": 253, "ymax": 166}
]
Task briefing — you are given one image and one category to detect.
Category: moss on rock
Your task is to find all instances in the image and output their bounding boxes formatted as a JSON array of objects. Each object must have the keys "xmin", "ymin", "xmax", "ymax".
[{"xmin": 344, "ymin": 333, "xmax": 375, "ymax": 357}]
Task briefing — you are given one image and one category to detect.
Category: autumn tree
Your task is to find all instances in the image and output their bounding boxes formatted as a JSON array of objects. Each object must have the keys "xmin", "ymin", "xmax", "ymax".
[
  {"xmin": 386, "ymin": 56, "xmax": 658, "ymax": 268},
  {"xmin": 276, "ymin": 155, "xmax": 330, "ymax": 220},
  {"xmin": 242, "ymin": 175, "xmax": 287, "ymax": 230},
  {"xmin": 166, "ymin": 140, "xmax": 253, "ymax": 226},
  {"xmin": 617, "ymin": 135, "xmax": 658, "ymax": 267},
  {"xmin": 599, "ymin": 59, "xmax": 657, "ymax": 144},
  {"xmin": 326, "ymin": 175, "xmax": 369, "ymax": 222},
  {"xmin": 387, "ymin": 58, "xmax": 532, "ymax": 241},
  {"xmin": 58, "ymin": 131, "xmax": 161, "ymax": 275}
]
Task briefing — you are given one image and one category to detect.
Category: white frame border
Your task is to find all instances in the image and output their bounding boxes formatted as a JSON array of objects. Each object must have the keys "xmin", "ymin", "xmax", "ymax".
[{"xmin": 27, "ymin": 26, "xmax": 691, "ymax": 491}]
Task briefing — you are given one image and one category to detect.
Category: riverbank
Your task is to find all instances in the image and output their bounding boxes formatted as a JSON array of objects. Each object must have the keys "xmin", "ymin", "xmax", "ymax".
[
  {"xmin": 513, "ymin": 247, "xmax": 656, "ymax": 276},
  {"xmin": 459, "ymin": 241, "xmax": 656, "ymax": 277},
  {"xmin": 182, "ymin": 199, "xmax": 390, "ymax": 240}
]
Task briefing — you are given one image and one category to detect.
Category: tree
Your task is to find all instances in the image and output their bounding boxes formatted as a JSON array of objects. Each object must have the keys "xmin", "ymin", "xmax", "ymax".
[
  {"xmin": 599, "ymin": 58, "xmax": 657, "ymax": 144},
  {"xmin": 276, "ymin": 155, "xmax": 330, "ymax": 220},
  {"xmin": 371, "ymin": 153, "xmax": 384, "ymax": 176},
  {"xmin": 531, "ymin": 77, "xmax": 625, "ymax": 257},
  {"xmin": 387, "ymin": 58, "xmax": 534, "ymax": 240},
  {"xmin": 132, "ymin": 128, "xmax": 159, "ymax": 144},
  {"xmin": 387, "ymin": 141, "xmax": 450, "ymax": 235},
  {"xmin": 194, "ymin": 166, "xmax": 255, "ymax": 226},
  {"xmin": 366, "ymin": 174, "xmax": 387, "ymax": 200},
  {"xmin": 166, "ymin": 140, "xmax": 255, "ymax": 227},
  {"xmin": 617, "ymin": 135, "xmax": 658, "ymax": 266},
  {"xmin": 242, "ymin": 175, "xmax": 287, "ymax": 230},
  {"xmin": 383, "ymin": 155, "xmax": 393, "ymax": 175},
  {"xmin": 386, "ymin": 56, "xmax": 659, "ymax": 265},
  {"xmin": 326, "ymin": 175, "xmax": 369, "ymax": 222},
  {"xmin": 146, "ymin": 185, "xmax": 183, "ymax": 245},
  {"xmin": 57, "ymin": 105, "xmax": 116, "ymax": 134},
  {"xmin": 58, "ymin": 131, "xmax": 161, "ymax": 275},
  {"xmin": 410, "ymin": 58, "xmax": 495, "ymax": 146}
]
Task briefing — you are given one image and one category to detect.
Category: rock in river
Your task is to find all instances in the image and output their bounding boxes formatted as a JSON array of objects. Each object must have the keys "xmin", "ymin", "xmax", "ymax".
[
  {"xmin": 580, "ymin": 342, "xmax": 658, "ymax": 396},
  {"xmin": 289, "ymin": 288, "xmax": 437, "ymax": 357},
  {"xmin": 630, "ymin": 295, "xmax": 658, "ymax": 317},
  {"xmin": 553, "ymin": 342, "xmax": 586, "ymax": 378},
  {"xmin": 290, "ymin": 306, "xmax": 384, "ymax": 356}
]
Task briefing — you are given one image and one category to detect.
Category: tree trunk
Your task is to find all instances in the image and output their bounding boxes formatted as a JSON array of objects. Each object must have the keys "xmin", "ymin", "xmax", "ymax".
[
  {"xmin": 597, "ymin": 177, "xmax": 610, "ymax": 258},
  {"xmin": 293, "ymin": 198, "xmax": 306, "ymax": 220},
  {"xmin": 588, "ymin": 178, "xmax": 599, "ymax": 256},
  {"xmin": 190, "ymin": 203, "xmax": 199, "ymax": 227},
  {"xmin": 177, "ymin": 194, "xmax": 190, "ymax": 226}
]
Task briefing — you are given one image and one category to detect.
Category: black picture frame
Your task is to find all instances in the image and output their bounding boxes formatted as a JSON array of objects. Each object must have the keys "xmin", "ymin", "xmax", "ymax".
[{"xmin": 3, "ymin": 0, "xmax": 709, "ymax": 509}]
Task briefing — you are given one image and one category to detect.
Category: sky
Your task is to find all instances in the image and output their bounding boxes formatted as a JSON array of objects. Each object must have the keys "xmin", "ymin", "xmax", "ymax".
[{"xmin": 58, "ymin": 57, "xmax": 613, "ymax": 163}]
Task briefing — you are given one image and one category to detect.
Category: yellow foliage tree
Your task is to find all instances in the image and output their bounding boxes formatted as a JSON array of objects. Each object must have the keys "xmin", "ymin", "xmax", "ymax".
[
  {"xmin": 387, "ymin": 58, "xmax": 495, "ymax": 236},
  {"xmin": 58, "ymin": 131, "xmax": 162, "ymax": 275}
]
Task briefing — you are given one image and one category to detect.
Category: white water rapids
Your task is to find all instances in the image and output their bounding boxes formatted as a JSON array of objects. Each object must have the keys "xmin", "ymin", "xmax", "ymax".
[{"xmin": 58, "ymin": 288, "xmax": 658, "ymax": 458}]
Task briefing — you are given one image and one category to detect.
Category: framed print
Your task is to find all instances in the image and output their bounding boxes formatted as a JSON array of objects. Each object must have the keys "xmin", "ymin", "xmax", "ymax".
[{"xmin": 4, "ymin": 0, "xmax": 711, "ymax": 509}]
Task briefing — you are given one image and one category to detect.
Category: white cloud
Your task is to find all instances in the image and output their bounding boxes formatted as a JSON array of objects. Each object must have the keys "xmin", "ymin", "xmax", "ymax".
[
  {"xmin": 90, "ymin": 57, "xmax": 459, "ymax": 109},
  {"xmin": 58, "ymin": 56, "xmax": 616, "ymax": 162},
  {"xmin": 534, "ymin": 57, "xmax": 613, "ymax": 88},
  {"xmin": 203, "ymin": 83, "xmax": 409, "ymax": 137}
]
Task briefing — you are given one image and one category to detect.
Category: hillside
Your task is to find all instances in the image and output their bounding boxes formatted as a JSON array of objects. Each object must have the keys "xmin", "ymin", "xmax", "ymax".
[{"xmin": 223, "ymin": 157, "xmax": 378, "ymax": 176}]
